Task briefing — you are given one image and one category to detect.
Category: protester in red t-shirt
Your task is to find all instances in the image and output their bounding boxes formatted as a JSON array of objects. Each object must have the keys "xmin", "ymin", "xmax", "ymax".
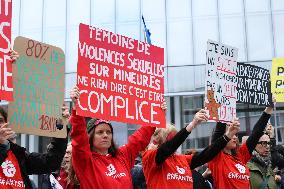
[
  {"xmin": 142, "ymin": 109, "xmax": 240, "ymax": 189},
  {"xmin": 0, "ymin": 50, "xmax": 68, "ymax": 189},
  {"xmin": 69, "ymin": 86, "xmax": 163, "ymax": 189},
  {"xmin": 208, "ymin": 104, "xmax": 274, "ymax": 189}
]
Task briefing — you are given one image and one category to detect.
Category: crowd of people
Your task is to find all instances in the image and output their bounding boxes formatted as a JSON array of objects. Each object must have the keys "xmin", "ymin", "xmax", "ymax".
[{"xmin": 0, "ymin": 51, "xmax": 283, "ymax": 189}]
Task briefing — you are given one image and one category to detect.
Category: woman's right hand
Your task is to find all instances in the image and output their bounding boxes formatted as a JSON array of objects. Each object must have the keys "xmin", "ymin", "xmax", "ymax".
[
  {"xmin": 61, "ymin": 103, "xmax": 71, "ymax": 125},
  {"xmin": 265, "ymin": 123, "xmax": 275, "ymax": 138},
  {"xmin": 265, "ymin": 96, "xmax": 276, "ymax": 114},
  {"xmin": 70, "ymin": 86, "xmax": 80, "ymax": 108},
  {"xmin": 161, "ymin": 101, "xmax": 167, "ymax": 112},
  {"xmin": 0, "ymin": 123, "xmax": 15, "ymax": 144},
  {"xmin": 225, "ymin": 118, "xmax": 240, "ymax": 139},
  {"xmin": 186, "ymin": 109, "xmax": 208, "ymax": 132},
  {"xmin": 192, "ymin": 109, "xmax": 209, "ymax": 125}
]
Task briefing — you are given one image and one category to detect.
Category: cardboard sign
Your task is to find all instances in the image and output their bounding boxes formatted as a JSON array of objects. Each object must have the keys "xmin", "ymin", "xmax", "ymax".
[
  {"xmin": 237, "ymin": 63, "xmax": 272, "ymax": 106},
  {"xmin": 77, "ymin": 23, "xmax": 165, "ymax": 127},
  {"xmin": 205, "ymin": 40, "xmax": 238, "ymax": 123},
  {"xmin": 271, "ymin": 58, "xmax": 284, "ymax": 102},
  {"xmin": 0, "ymin": 0, "xmax": 13, "ymax": 101},
  {"xmin": 8, "ymin": 36, "xmax": 67, "ymax": 138}
]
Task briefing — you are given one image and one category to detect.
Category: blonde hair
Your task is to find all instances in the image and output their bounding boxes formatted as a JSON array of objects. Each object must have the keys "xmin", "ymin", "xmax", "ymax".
[
  {"xmin": 166, "ymin": 123, "xmax": 177, "ymax": 135},
  {"xmin": 153, "ymin": 123, "xmax": 177, "ymax": 146}
]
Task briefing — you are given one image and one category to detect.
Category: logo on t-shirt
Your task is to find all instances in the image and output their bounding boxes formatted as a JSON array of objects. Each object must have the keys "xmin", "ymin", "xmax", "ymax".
[
  {"xmin": 105, "ymin": 164, "xmax": 126, "ymax": 179},
  {"xmin": 167, "ymin": 166, "xmax": 192, "ymax": 182},
  {"xmin": 235, "ymin": 163, "xmax": 246, "ymax": 174},
  {"xmin": 1, "ymin": 160, "xmax": 16, "ymax": 178},
  {"xmin": 227, "ymin": 163, "xmax": 249, "ymax": 181},
  {"xmin": 176, "ymin": 166, "xmax": 185, "ymax": 175},
  {"xmin": 105, "ymin": 164, "xmax": 116, "ymax": 176}
]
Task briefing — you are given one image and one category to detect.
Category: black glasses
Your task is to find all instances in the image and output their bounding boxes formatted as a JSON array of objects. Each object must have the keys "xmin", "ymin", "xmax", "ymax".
[{"xmin": 257, "ymin": 141, "xmax": 272, "ymax": 147}]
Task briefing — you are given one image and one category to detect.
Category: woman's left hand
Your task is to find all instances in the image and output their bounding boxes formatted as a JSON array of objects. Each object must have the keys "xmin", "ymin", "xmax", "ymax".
[{"xmin": 9, "ymin": 49, "xmax": 19, "ymax": 62}]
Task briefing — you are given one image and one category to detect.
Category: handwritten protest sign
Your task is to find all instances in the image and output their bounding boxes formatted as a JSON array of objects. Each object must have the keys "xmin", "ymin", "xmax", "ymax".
[
  {"xmin": 8, "ymin": 36, "xmax": 66, "ymax": 138},
  {"xmin": 237, "ymin": 63, "xmax": 272, "ymax": 106},
  {"xmin": 271, "ymin": 58, "xmax": 284, "ymax": 102},
  {"xmin": 0, "ymin": 0, "xmax": 13, "ymax": 101},
  {"xmin": 77, "ymin": 23, "xmax": 165, "ymax": 127},
  {"xmin": 205, "ymin": 40, "xmax": 238, "ymax": 123}
]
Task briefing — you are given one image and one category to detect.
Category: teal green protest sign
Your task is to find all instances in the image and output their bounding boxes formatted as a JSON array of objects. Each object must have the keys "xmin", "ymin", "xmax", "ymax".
[{"xmin": 8, "ymin": 36, "xmax": 66, "ymax": 138}]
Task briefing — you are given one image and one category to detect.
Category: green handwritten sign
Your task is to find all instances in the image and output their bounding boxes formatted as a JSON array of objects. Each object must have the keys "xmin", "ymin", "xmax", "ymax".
[{"xmin": 8, "ymin": 36, "xmax": 66, "ymax": 138}]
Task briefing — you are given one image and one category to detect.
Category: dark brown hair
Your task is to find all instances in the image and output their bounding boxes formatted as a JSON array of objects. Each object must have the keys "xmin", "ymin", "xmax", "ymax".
[
  {"xmin": 0, "ymin": 106, "xmax": 8, "ymax": 122},
  {"xmin": 211, "ymin": 124, "xmax": 240, "ymax": 157},
  {"xmin": 88, "ymin": 125, "xmax": 118, "ymax": 157}
]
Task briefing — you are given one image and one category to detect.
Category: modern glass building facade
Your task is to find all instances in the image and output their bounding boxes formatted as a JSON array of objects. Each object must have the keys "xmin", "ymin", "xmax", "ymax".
[{"xmin": 1, "ymin": 0, "xmax": 284, "ymax": 186}]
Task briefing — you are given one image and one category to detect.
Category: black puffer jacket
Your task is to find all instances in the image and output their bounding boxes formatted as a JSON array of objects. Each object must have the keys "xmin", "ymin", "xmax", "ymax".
[{"xmin": 0, "ymin": 138, "xmax": 67, "ymax": 189}]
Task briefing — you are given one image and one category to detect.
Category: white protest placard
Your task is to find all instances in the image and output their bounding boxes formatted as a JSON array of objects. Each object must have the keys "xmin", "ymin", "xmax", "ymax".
[{"xmin": 205, "ymin": 40, "xmax": 238, "ymax": 123}]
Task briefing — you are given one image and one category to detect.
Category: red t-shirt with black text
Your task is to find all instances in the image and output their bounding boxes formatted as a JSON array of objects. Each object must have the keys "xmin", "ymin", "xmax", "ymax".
[
  {"xmin": 0, "ymin": 150, "xmax": 25, "ymax": 188},
  {"xmin": 208, "ymin": 143, "xmax": 251, "ymax": 189},
  {"xmin": 143, "ymin": 149, "xmax": 193, "ymax": 189}
]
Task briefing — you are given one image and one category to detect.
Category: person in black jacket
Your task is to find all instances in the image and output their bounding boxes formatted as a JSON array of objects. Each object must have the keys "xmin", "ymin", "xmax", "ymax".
[
  {"xmin": 0, "ymin": 105, "xmax": 68, "ymax": 189},
  {"xmin": 264, "ymin": 123, "xmax": 284, "ymax": 187},
  {"xmin": 131, "ymin": 155, "xmax": 146, "ymax": 189},
  {"xmin": 184, "ymin": 150, "xmax": 213, "ymax": 189},
  {"xmin": 265, "ymin": 123, "xmax": 284, "ymax": 170}
]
